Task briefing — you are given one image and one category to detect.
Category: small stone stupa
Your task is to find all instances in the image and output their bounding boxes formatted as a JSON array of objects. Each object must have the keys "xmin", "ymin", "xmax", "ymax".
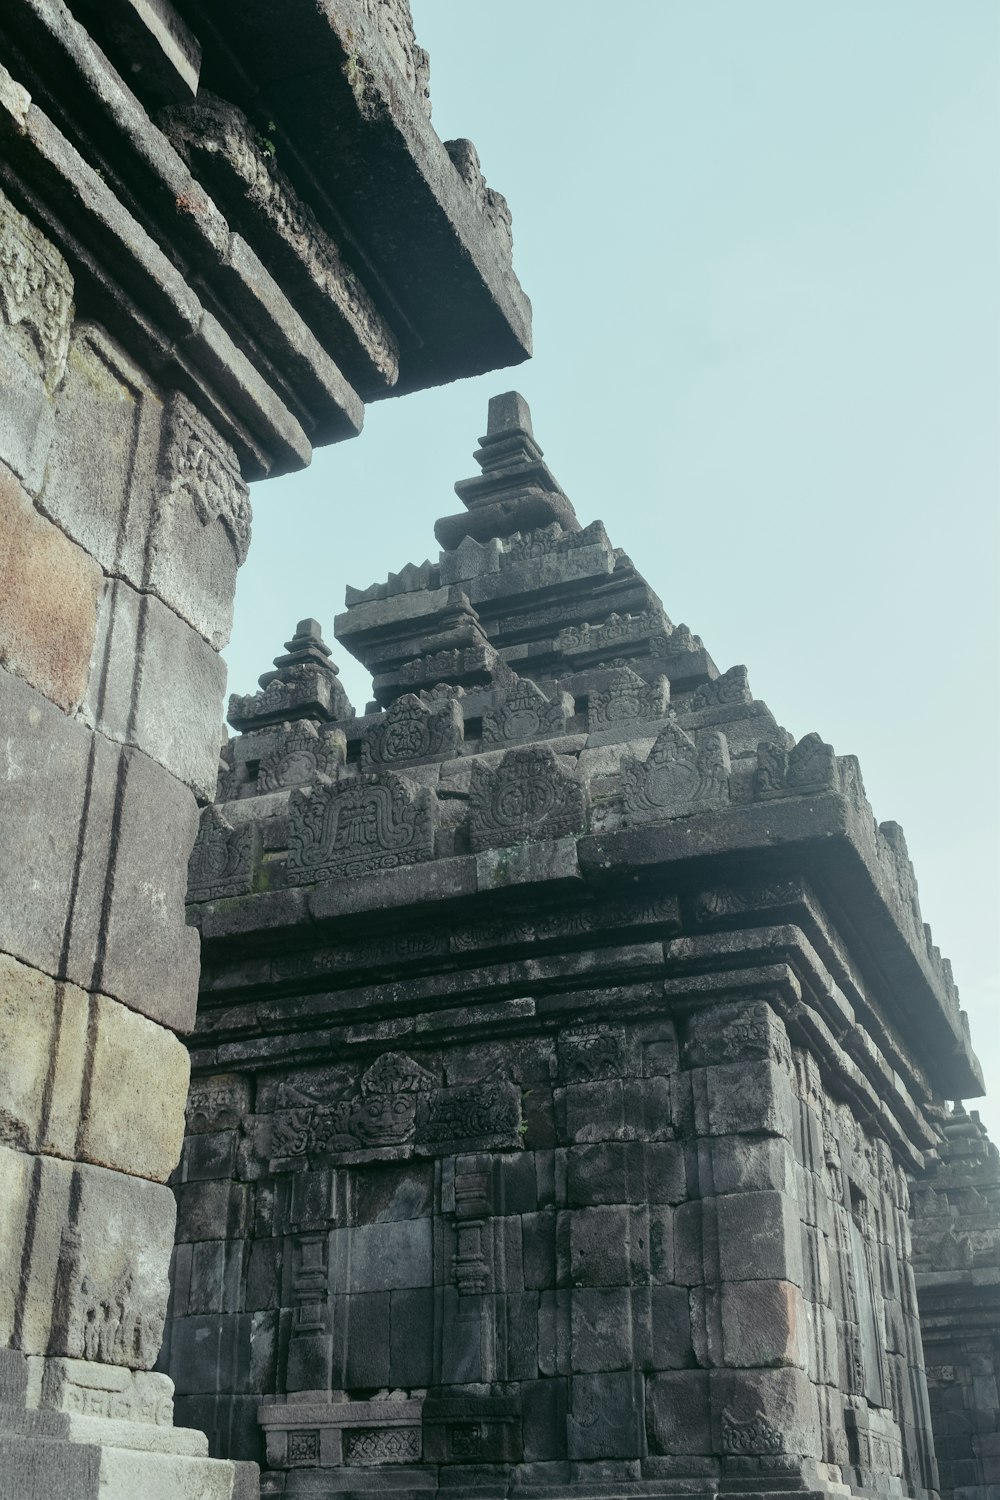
[{"xmin": 165, "ymin": 394, "xmax": 985, "ymax": 1500}]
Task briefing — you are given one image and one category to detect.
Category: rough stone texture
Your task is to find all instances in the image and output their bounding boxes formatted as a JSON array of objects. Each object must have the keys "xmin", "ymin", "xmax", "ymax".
[
  {"xmin": 166, "ymin": 395, "xmax": 989, "ymax": 1500},
  {"xmin": 0, "ymin": 6, "xmax": 530, "ymax": 1495},
  {"xmin": 0, "ymin": 461, "xmax": 102, "ymax": 712},
  {"xmin": 911, "ymin": 1105, "xmax": 1000, "ymax": 1500},
  {"xmin": 0, "ymin": 952, "xmax": 187, "ymax": 1181}
]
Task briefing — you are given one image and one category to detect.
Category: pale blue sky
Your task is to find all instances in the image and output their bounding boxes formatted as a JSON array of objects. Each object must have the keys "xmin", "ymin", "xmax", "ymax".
[{"xmin": 227, "ymin": 2, "xmax": 1000, "ymax": 1138}]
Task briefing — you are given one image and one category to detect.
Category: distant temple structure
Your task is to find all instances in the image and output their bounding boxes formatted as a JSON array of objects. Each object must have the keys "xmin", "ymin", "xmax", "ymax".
[{"xmin": 164, "ymin": 392, "xmax": 1000, "ymax": 1500}]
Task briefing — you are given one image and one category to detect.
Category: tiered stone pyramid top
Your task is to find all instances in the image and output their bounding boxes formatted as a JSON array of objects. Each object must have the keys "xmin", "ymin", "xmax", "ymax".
[{"xmin": 192, "ymin": 393, "xmax": 981, "ymax": 1103}]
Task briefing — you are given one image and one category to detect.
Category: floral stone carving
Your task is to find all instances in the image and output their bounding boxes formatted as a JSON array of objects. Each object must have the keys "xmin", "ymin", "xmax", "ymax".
[
  {"xmin": 481, "ymin": 677, "xmax": 571, "ymax": 746},
  {"xmin": 619, "ymin": 721, "xmax": 731, "ymax": 823},
  {"xmin": 587, "ymin": 667, "xmax": 669, "ymax": 731},
  {"xmin": 286, "ymin": 771, "xmax": 435, "ymax": 882},
  {"xmin": 468, "ymin": 745, "xmax": 587, "ymax": 851},
  {"xmin": 188, "ymin": 806, "xmax": 258, "ymax": 901},
  {"xmin": 257, "ymin": 723, "xmax": 347, "ymax": 792},
  {"xmin": 362, "ymin": 692, "xmax": 462, "ymax": 768}
]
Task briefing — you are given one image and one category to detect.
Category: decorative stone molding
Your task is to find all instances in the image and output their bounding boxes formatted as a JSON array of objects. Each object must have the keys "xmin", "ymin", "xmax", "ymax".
[
  {"xmin": 159, "ymin": 392, "xmax": 251, "ymax": 564},
  {"xmin": 0, "ymin": 188, "xmax": 73, "ymax": 386},
  {"xmin": 286, "ymin": 770, "xmax": 435, "ymax": 882}
]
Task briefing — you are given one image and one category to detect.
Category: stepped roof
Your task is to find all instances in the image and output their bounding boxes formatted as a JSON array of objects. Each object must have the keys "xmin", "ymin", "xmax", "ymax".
[{"xmin": 191, "ymin": 393, "xmax": 983, "ymax": 1106}]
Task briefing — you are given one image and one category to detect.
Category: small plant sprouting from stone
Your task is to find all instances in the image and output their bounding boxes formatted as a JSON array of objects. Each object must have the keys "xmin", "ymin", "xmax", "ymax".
[
  {"xmin": 258, "ymin": 120, "xmax": 278, "ymax": 158},
  {"xmin": 344, "ymin": 51, "xmax": 366, "ymax": 104}
]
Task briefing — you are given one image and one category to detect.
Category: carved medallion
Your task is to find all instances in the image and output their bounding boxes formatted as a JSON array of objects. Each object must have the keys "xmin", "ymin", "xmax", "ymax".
[
  {"xmin": 362, "ymin": 693, "xmax": 462, "ymax": 768},
  {"xmin": 587, "ymin": 667, "xmax": 669, "ymax": 731},
  {"xmin": 257, "ymin": 723, "xmax": 347, "ymax": 792},
  {"xmin": 286, "ymin": 771, "xmax": 435, "ymax": 882},
  {"xmin": 619, "ymin": 722, "xmax": 730, "ymax": 823},
  {"xmin": 468, "ymin": 745, "xmax": 587, "ymax": 851},
  {"xmin": 481, "ymin": 677, "xmax": 570, "ymax": 746}
]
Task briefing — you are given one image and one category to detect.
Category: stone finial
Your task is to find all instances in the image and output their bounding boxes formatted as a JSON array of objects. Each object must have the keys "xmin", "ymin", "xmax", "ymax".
[
  {"xmin": 486, "ymin": 391, "xmax": 533, "ymax": 439},
  {"xmin": 227, "ymin": 619, "xmax": 354, "ymax": 730},
  {"xmin": 435, "ymin": 392, "xmax": 579, "ymax": 549}
]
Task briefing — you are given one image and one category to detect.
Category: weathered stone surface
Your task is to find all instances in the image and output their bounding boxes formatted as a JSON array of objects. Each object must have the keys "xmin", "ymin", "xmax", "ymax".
[
  {"xmin": 286, "ymin": 770, "xmax": 435, "ymax": 883},
  {"xmin": 0, "ymin": 464, "xmax": 101, "ymax": 712},
  {"xmin": 620, "ymin": 720, "xmax": 731, "ymax": 823},
  {"xmin": 468, "ymin": 744, "xmax": 587, "ymax": 851},
  {"xmin": 0, "ymin": 953, "xmax": 186, "ymax": 1182},
  {"xmin": 0, "ymin": 1146, "xmax": 175, "ymax": 1368},
  {"xmin": 85, "ymin": 577, "xmax": 227, "ymax": 800},
  {"xmin": 362, "ymin": 692, "xmax": 462, "ymax": 769}
]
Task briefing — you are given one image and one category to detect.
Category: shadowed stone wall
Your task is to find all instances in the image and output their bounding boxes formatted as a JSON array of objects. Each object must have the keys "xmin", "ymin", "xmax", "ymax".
[
  {"xmin": 165, "ymin": 394, "xmax": 986, "ymax": 1500},
  {"xmin": 0, "ymin": 4, "xmax": 529, "ymax": 1496},
  {"xmin": 911, "ymin": 1106, "xmax": 1000, "ymax": 1500}
]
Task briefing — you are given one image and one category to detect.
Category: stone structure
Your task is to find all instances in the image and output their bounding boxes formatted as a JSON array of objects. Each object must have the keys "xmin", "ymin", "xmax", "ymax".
[
  {"xmin": 911, "ymin": 1107, "xmax": 1000, "ymax": 1500},
  {"xmin": 0, "ymin": 4, "xmax": 529, "ymax": 1496},
  {"xmin": 166, "ymin": 393, "xmax": 987, "ymax": 1500}
]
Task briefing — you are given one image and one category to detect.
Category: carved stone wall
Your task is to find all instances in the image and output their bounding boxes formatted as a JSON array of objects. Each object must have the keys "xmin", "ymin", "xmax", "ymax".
[
  {"xmin": 165, "ymin": 395, "xmax": 987, "ymax": 1500},
  {"xmin": 0, "ymin": 4, "xmax": 530, "ymax": 1496},
  {"xmin": 911, "ymin": 1107, "xmax": 1000, "ymax": 1500}
]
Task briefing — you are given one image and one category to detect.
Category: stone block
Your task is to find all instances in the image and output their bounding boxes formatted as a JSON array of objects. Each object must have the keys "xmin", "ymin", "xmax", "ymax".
[
  {"xmin": 0, "ymin": 667, "xmax": 104, "ymax": 978},
  {"xmin": 710, "ymin": 1365, "xmax": 821, "ymax": 1460},
  {"xmin": 0, "ymin": 951, "xmax": 88, "ymax": 1158},
  {"xmin": 716, "ymin": 1191, "xmax": 804, "ymax": 1286},
  {"xmin": 0, "ymin": 341, "xmax": 55, "ymax": 493},
  {"xmin": 28, "ymin": 1356, "xmax": 174, "ymax": 1424},
  {"xmin": 168, "ymin": 1313, "xmax": 251, "ymax": 1397},
  {"xmin": 566, "ymin": 1141, "xmax": 685, "ymax": 1207},
  {"xmin": 0, "ymin": 187, "xmax": 71, "ymax": 486},
  {"xmin": 719, "ymin": 1280, "xmax": 807, "ymax": 1369},
  {"xmin": 567, "ymin": 1370, "xmax": 645, "ymax": 1459},
  {"xmin": 328, "ymin": 1218, "xmax": 432, "ymax": 1292},
  {"xmin": 0, "ymin": 464, "xmax": 101, "ymax": 712},
  {"xmin": 520, "ymin": 1376, "xmax": 568, "ymax": 1461},
  {"xmin": 85, "ymin": 577, "xmax": 227, "ymax": 799},
  {"xmin": 650, "ymin": 1285, "xmax": 694, "ymax": 1370},
  {"xmin": 709, "ymin": 1136, "xmax": 795, "ymax": 1196},
  {"xmin": 80, "ymin": 993, "xmax": 189, "ymax": 1182},
  {"xmin": 705, "ymin": 1059, "xmax": 795, "ymax": 1140},
  {"xmin": 332, "ymin": 1292, "xmax": 391, "ymax": 1387},
  {"xmin": 389, "ymin": 1288, "xmax": 435, "ymax": 1387},
  {"xmin": 567, "ymin": 1206, "xmax": 648, "ymax": 1287},
  {"xmin": 570, "ymin": 1288, "xmax": 633, "ymax": 1371},
  {"xmin": 146, "ymin": 392, "xmax": 250, "ymax": 649},
  {"xmin": 522, "ymin": 1210, "xmax": 556, "ymax": 1290},
  {"xmin": 0, "ymin": 672, "xmax": 200, "ymax": 1030},
  {"xmin": 0, "ymin": 1146, "xmax": 175, "ymax": 1369},
  {"xmin": 184, "ymin": 1131, "xmax": 239, "ymax": 1183},
  {"xmin": 39, "ymin": 324, "xmax": 162, "ymax": 589},
  {"xmin": 174, "ymin": 1180, "xmax": 251, "ymax": 1243},
  {"xmin": 90, "ymin": 745, "xmax": 201, "ymax": 1032},
  {"xmin": 647, "ymin": 1370, "xmax": 712, "ymax": 1455},
  {"xmin": 559, "ymin": 1080, "xmax": 625, "ymax": 1143}
]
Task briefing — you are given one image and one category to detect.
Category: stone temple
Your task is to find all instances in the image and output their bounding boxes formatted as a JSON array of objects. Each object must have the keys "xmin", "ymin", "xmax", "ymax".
[
  {"xmin": 162, "ymin": 391, "xmax": 1000, "ymax": 1500},
  {"xmin": 0, "ymin": 4, "xmax": 997, "ymax": 1500}
]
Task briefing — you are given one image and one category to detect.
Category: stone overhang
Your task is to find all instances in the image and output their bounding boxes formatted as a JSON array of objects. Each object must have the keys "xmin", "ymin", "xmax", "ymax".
[
  {"xmin": 188, "ymin": 764, "xmax": 978, "ymax": 1133},
  {"xmin": 0, "ymin": 0, "xmax": 530, "ymax": 479}
]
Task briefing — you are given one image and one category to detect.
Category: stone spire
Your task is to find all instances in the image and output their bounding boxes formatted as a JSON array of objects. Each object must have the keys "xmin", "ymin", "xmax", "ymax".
[
  {"xmin": 336, "ymin": 394, "xmax": 716, "ymax": 703},
  {"xmin": 435, "ymin": 391, "xmax": 580, "ymax": 548},
  {"xmin": 227, "ymin": 618, "xmax": 354, "ymax": 730}
]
